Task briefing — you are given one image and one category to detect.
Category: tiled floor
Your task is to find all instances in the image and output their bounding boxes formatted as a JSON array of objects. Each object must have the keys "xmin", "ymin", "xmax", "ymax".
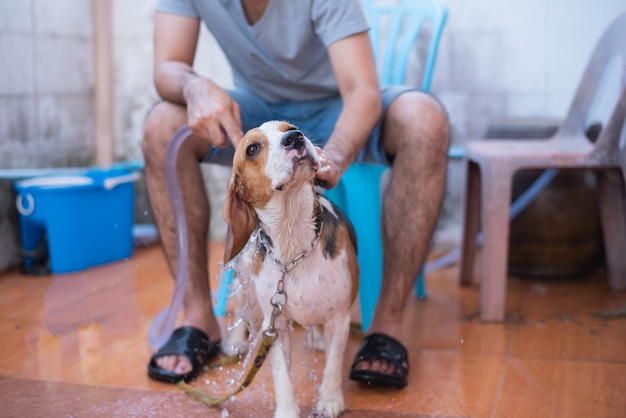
[{"xmin": 1, "ymin": 242, "xmax": 625, "ymax": 417}]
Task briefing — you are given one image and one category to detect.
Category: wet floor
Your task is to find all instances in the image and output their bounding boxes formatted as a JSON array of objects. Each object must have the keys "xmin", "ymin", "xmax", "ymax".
[{"xmin": 1, "ymin": 243, "xmax": 625, "ymax": 417}]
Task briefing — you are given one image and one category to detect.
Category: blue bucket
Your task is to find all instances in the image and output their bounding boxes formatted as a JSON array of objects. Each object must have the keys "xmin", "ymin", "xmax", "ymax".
[{"xmin": 14, "ymin": 168, "xmax": 140, "ymax": 274}]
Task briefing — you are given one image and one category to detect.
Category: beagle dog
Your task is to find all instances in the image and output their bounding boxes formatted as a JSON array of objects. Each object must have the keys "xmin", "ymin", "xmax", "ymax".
[{"xmin": 223, "ymin": 120, "xmax": 359, "ymax": 418}]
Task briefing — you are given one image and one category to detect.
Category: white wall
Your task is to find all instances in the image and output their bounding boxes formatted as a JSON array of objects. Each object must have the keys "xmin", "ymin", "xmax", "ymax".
[
  {"xmin": 435, "ymin": 0, "xmax": 625, "ymax": 142},
  {"xmin": 428, "ymin": 0, "xmax": 625, "ymax": 241}
]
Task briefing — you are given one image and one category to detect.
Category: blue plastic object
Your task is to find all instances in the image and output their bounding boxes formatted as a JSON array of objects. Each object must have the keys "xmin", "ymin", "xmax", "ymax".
[
  {"xmin": 214, "ymin": 268, "xmax": 234, "ymax": 317},
  {"xmin": 367, "ymin": 0, "xmax": 448, "ymax": 89},
  {"xmin": 14, "ymin": 168, "xmax": 139, "ymax": 274},
  {"xmin": 326, "ymin": 0, "xmax": 448, "ymax": 331}
]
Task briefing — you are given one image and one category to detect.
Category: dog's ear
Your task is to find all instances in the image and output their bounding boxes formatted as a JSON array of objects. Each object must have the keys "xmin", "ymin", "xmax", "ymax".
[{"xmin": 223, "ymin": 171, "xmax": 258, "ymax": 263}]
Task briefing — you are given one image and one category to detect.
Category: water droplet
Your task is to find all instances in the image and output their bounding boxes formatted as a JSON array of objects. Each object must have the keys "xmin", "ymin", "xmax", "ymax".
[{"xmin": 227, "ymin": 318, "xmax": 243, "ymax": 332}]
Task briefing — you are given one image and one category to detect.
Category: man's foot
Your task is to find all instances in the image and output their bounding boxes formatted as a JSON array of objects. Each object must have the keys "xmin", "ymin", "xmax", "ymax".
[
  {"xmin": 148, "ymin": 326, "xmax": 221, "ymax": 383},
  {"xmin": 349, "ymin": 333, "xmax": 409, "ymax": 389},
  {"xmin": 153, "ymin": 300, "xmax": 222, "ymax": 376}
]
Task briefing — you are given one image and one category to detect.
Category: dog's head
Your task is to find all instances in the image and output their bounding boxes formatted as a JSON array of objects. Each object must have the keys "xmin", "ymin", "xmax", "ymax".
[{"xmin": 223, "ymin": 121, "xmax": 321, "ymax": 262}]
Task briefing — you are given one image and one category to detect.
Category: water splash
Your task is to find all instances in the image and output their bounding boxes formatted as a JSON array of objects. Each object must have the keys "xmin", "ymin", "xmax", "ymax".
[{"xmin": 227, "ymin": 317, "xmax": 243, "ymax": 332}]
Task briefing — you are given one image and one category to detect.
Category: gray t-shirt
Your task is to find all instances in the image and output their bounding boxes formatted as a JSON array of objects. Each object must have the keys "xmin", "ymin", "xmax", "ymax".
[{"xmin": 155, "ymin": 0, "xmax": 369, "ymax": 102}]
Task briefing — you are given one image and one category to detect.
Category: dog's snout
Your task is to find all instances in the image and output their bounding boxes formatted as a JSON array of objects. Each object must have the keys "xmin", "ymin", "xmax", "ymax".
[{"xmin": 281, "ymin": 130, "xmax": 305, "ymax": 150}]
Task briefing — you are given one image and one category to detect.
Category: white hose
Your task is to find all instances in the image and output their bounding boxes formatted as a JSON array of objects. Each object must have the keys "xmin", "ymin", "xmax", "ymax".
[{"xmin": 148, "ymin": 125, "xmax": 194, "ymax": 350}]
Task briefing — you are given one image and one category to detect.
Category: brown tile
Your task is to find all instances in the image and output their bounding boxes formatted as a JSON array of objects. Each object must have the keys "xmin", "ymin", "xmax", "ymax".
[
  {"xmin": 495, "ymin": 358, "xmax": 626, "ymax": 417},
  {"xmin": 0, "ymin": 273, "xmax": 49, "ymax": 322},
  {"xmin": 509, "ymin": 271, "xmax": 626, "ymax": 362},
  {"xmin": 343, "ymin": 350, "xmax": 506, "ymax": 417},
  {"xmin": 518, "ymin": 273, "xmax": 626, "ymax": 323},
  {"xmin": 2, "ymin": 244, "xmax": 625, "ymax": 417},
  {"xmin": 423, "ymin": 260, "xmax": 530, "ymax": 320},
  {"xmin": 512, "ymin": 317, "xmax": 626, "ymax": 362},
  {"xmin": 0, "ymin": 375, "xmax": 430, "ymax": 417},
  {"xmin": 400, "ymin": 269, "xmax": 515, "ymax": 357},
  {"xmin": 0, "ymin": 375, "xmax": 263, "ymax": 417}
]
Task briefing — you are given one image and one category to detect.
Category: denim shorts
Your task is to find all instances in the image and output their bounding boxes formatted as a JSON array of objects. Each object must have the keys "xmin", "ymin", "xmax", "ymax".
[{"xmin": 203, "ymin": 85, "xmax": 417, "ymax": 166}]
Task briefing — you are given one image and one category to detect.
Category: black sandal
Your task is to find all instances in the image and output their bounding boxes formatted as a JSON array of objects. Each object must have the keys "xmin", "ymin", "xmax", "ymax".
[
  {"xmin": 349, "ymin": 333, "xmax": 409, "ymax": 389},
  {"xmin": 147, "ymin": 326, "xmax": 221, "ymax": 383}
]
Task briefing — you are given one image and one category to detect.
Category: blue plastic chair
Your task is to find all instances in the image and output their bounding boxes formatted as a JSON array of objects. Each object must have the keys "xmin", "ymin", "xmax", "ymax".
[{"xmin": 325, "ymin": 0, "xmax": 448, "ymax": 331}]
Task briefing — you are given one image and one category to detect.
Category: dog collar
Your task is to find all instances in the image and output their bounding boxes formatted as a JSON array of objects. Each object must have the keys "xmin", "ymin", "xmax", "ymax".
[{"xmin": 256, "ymin": 219, "xmax": 323, "ymax": 275}]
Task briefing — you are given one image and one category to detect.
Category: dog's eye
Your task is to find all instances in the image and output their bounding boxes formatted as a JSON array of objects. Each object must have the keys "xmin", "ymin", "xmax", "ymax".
[{"xmin": 246, "ymin": 143, "xmax": 260, "ymax": 158}]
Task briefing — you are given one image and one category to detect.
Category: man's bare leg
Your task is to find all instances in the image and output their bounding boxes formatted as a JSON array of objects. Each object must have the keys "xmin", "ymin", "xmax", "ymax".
[
  {"xmin": 354, "ymin": 91, "xmax": 450, "ymax": 375},
  {"xmin": 143, "ymin": 101, "xmax": 222, "ymax": 375}
]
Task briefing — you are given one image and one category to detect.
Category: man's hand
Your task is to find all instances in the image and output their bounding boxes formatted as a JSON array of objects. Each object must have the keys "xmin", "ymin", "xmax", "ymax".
[
  {"xmin": 315, "ymin": 147, "xmax": 346, "ymax": 189},
  {"xmin": 184, "ymin": 76, "xmax": 244, "ymax": 148}
]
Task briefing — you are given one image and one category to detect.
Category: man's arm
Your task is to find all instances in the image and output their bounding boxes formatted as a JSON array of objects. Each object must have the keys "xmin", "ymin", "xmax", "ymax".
[
  {"xmin": 317, "ymin": 31, "xmax": 382, "ymax": 189},
  {"xmin": 153, "ymin": 12, "xmax": 243, "ymax": 147}
]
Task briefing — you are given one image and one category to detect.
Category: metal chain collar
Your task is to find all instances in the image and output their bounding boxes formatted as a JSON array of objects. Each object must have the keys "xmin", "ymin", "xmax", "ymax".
[
  {"xmin": 257, "ymin": 221, "xmax": 323, "ymax": 275},
  {"xmin": 256, "ymin": 221, "xmax": 324, "ymax": 334}
]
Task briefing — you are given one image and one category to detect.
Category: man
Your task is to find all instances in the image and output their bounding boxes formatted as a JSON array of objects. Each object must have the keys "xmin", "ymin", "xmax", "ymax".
[{"xmin": 144, "ymin": 0, "xmax": 449, "ymax": 389}]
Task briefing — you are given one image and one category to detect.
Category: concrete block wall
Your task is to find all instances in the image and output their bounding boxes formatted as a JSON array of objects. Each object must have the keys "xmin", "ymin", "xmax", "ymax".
[
  {"xmin": 0, "ymin": 0, "xmax": 95, "ymax": 270},
  {"xmin": 0, "ymin": 0, "xmax": 94, "ymax": 169}
]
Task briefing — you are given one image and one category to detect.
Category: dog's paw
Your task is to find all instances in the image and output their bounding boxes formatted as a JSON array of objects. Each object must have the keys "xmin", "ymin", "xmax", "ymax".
[
  {"xmin": 314, "ymin": 395, "xmax": 345, "ymax": 418},
  {"xmin": 274, "ymin": 404, "xmax": 300, "ymax": 418}
]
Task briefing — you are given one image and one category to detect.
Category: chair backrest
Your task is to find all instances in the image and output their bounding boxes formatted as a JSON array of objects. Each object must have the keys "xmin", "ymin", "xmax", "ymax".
[
  {"xmin": 363, "ymin": 0, "xmax": 448, "ymax": 91},
  {"xmin": 617, "ymin": 87, "xmax": 626, "ymax": 184},
  {"xmin": 592, "ymin": 84, "xmax": 626, "ymax": 165},
  {"xmin": 560, "ymin": 13, "xmax": 626, "ymax": 143}
]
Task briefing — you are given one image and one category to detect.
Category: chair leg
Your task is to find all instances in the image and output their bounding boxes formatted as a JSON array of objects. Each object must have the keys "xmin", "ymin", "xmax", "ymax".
[
  {"xmin": 214, "ymin": 268, "xmax": 234, "ymax": 317},
  {"xmin": 479, "ymin": 162, "xmax": 514, "ymax": 322},
  {"xmin": 459, "ymin": 160, "xmax": 481, "ymax": 286},
  {"xmin": 415, "ymin": 266, "xmax": 426, "ymax": 299},
  {"xmin": 597, "ymin": 170, "xmax": 626, "ymax": 290},
  {"xmin": 338, "ymin": 163, "xmax": 388, "ymax": 332}
]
